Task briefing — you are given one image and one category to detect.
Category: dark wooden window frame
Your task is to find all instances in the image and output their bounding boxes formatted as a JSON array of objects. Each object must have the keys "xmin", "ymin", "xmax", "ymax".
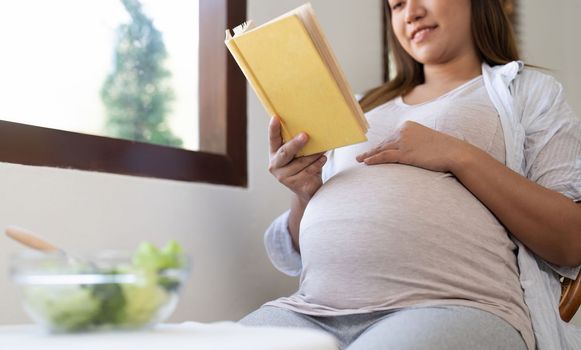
[{"xmin": 0, "ymin": 0, "xmax": 247, "ymax": 186}]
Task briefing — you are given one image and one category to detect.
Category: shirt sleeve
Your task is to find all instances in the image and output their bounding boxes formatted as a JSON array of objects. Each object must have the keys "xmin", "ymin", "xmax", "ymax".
[
  {"xmin": 263, "ymin": 210, "xmax": 302, "ymax": 276},
  {"xmin": 521, "ymin": 76, "xmax": 581, "ymax": 202},
  {"xmin": 519, "ymin": 73, "xmax": 581, "ymax": 277}
]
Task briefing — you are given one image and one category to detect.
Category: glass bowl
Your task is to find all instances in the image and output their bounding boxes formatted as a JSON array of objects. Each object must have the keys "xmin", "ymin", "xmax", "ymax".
[{"xmin": 10, "ymin": 250, "xmax": 189, "ymax": 333}]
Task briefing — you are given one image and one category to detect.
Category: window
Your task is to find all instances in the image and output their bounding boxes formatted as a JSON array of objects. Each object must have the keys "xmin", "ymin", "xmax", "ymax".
[{"xmin": 0, "ymin": 0, "xmax": 247, "ymax": 186}]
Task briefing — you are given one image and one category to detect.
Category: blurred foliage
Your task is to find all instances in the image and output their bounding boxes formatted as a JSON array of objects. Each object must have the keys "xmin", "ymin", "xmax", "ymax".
[{"xmin": 101, "ymin": 0, "xmax": 182, "ymax": 147}]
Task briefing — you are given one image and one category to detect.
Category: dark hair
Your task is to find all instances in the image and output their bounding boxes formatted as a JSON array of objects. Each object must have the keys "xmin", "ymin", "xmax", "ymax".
[{"xmin": 359, "ymin": 0, "xmax": 519, "ymax": 112}]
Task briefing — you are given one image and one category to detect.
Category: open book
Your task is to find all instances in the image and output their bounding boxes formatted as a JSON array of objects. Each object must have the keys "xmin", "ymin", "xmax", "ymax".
[{"xmin": 225, "ymin": 3, "xmax": 368, "ymax": 156}]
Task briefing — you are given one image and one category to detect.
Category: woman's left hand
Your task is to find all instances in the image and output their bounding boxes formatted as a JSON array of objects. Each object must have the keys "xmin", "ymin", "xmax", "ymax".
[{"xmin": 355, "ymin": 120, "xmax": 470, "ymax": 173}]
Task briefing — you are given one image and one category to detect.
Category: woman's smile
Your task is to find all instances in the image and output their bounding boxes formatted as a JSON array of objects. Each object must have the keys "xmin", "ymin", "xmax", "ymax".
[{"xmin": 411, "ymin": 25, "xmax": 438, "ymax": 43}]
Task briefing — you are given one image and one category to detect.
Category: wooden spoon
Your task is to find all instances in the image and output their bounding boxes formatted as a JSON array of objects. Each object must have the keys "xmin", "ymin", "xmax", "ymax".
[
  {"xmin": 5, "ymin": 226, "xmax": 62, "ymax": 253},
  {"xmin": 4, "ymin": 226, "xmax": 96, "ymax": 268}
]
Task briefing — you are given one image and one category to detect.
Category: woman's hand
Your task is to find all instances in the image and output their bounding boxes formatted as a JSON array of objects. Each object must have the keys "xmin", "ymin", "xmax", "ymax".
[
  {"xmin": 356, "ymin": 120, "xmax": 469, "ymax": 173},
  {"xmin": 268, "ymin": 117, "xmax": 326, "ymax": 202}
]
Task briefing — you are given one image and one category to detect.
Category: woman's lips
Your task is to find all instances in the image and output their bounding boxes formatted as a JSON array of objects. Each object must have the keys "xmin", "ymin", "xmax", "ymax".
[{"xmin": 411, "ymin": 25, "xmax": 438, "ymax": 43}]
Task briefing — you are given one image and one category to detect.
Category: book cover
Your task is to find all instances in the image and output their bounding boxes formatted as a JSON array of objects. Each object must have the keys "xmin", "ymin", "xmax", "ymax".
[{"xmin": 225, "ymin": 3, "xmax": 367, "ymax": 156}]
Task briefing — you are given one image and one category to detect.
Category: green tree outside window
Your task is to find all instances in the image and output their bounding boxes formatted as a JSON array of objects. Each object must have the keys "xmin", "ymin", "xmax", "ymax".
[{"xmin": 101, "ymin": 0, "xmax": 182, "ymax": 148}]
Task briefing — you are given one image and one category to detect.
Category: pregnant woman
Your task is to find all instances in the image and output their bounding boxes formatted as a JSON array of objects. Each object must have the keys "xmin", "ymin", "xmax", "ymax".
[{"xmin": 240, "ymin": 1, "xmax": 581, "ymax": 349}]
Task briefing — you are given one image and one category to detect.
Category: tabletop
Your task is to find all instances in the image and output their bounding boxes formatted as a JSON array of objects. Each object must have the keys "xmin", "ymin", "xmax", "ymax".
[{"xmin": 0, "ymin": 322, "xmax": 338, "ymax": 350}]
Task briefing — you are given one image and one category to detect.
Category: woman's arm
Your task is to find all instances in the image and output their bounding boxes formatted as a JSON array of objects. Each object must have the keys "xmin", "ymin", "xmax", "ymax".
[
  {"xmin": 451, "ymin": 143, "xmax": 581, "ymax": 267},
  {"xmin": 268, "ymin": 116, "xmax": 327, "ymax": 253},
  {"xmin": 288, "ymin": 195, "xmax": 309, "ymax": 253},
  {"xmin": 356, "ymin": 121, "xmax": 581, "ymax": 267}
]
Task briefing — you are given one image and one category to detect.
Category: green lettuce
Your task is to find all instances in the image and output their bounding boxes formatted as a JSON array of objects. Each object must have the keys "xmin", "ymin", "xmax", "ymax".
[{"xmin": 23, "ymin": 241, "xmax": 185, "ymax": 332}]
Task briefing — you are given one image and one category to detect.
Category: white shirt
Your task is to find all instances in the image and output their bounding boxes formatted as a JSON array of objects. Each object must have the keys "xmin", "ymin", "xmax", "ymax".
[{"xmin": 264, "ymin": 61, "xmax": 581, "ymax": 349}]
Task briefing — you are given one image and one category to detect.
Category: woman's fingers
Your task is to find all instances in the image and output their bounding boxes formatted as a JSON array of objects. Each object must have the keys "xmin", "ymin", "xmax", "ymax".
[
  {"xmin": 304, "ymin": 155, "xmax": 327, "ymax": 175},
  {"xmin": 269, "ymin": 116, "xmax": 310, "ymax": 167},
  {"xmin": 283, "ymin": 156, "xmax": 326, "ymax": 183},
  {"xmin": 285, "ymin": 157, "xmax": 326, "ymax": 193},
  {"xmin": 270, "ymin": 153, "xmax": 324, "ymax": 178},
  {"xmin": 270, "ymin": 134, "xmax": 310, "ymax": 169},
  {"xmin": 362, "ymin": 149, "xmax": 400, "ymax": 165},
  {"xmin": 267, "ymin": 116, "xmax": 325, "ymax": 200},
  {"xmin": 268, "ymin": 116, "xmax": 283, "ymax": 155},
  {"xmin": 270, "ymin": 153, "xmax": 326, "ymax": 200},
  {"xmin": 356, "ymin": 141, "xmax": 398, "ymax": 162}
]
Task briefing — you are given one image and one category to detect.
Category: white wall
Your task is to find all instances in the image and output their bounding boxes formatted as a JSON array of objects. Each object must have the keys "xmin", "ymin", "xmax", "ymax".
[
  {"xmin": 0, "ymin": 0, "xmax": 383, "ymax": 324},
  {"xmin": 519, "ymin": 1, "xmax": 581, "ymax": 326},
  {"xmin": 520, "ymin": 0, "xmax": 581, "ymax": 116}
]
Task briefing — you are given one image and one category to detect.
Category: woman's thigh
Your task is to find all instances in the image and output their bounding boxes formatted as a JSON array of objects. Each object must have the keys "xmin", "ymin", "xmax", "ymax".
[
  {"xmin": 347, "ymin": 306, "xmax": 527, "ymax": 350},
  {"xmin": 239, "ymin": 306, "xmax": 324, "ymax": 331}
]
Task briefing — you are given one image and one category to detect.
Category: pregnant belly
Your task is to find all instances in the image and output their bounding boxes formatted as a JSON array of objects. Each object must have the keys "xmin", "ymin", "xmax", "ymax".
[{"xmin": 297, "ymin": 164, "xmax": 518, "ymax": 309}]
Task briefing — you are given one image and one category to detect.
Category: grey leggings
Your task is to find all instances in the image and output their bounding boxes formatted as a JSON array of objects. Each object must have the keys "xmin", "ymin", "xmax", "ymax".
[{"xmin": 239, "ymin": 305, "xmax": 527, "ymax": 350}]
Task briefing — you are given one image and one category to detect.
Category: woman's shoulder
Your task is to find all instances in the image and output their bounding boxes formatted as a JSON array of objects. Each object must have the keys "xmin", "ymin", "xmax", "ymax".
[
  {"xmin": 506, "ymin": 65, "xmax": 568, "ymax": 121},
  {"xmin": 514, "ymin": 65, "xmax": 564, "ymax": 99},
  {"xmin": 513, "ymin": 65, "xmax": 577, "ymax": 127},
  {"xmin": 483, "ymin": 61, "xmax": 564, "ymax": 105}
]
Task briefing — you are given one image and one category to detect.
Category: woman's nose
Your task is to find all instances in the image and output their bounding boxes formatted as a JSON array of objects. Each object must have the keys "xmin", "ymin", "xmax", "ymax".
[{"xmin": 405, "ymin": 0, "xmax": 427, "ymax": 24}]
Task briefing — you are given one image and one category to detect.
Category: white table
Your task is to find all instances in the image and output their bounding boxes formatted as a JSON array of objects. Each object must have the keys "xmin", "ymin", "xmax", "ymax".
[{"xmin": 0, "ymin": 322, "xmax": 338, "ymax": 350}]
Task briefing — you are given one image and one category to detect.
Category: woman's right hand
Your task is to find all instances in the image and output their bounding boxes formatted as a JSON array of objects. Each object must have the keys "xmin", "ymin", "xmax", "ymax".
[{"xmin": 268, "ymin": 116, "xmax": 326, "ymax": 203}]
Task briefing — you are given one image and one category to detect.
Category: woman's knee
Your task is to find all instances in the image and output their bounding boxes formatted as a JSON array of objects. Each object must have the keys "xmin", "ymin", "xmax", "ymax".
[{"xmin": 347, "ymin": 306, "xmax": 526, "ymax": 350}]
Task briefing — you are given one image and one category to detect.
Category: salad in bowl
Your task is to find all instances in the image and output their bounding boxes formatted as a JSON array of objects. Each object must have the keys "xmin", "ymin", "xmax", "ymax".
[{"xmin": 10, "ymin": 241, "xmax": 189, "ymax": 332}]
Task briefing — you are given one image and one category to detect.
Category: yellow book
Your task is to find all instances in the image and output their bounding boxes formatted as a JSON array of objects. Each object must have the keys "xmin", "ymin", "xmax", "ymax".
[{"xmin": 225, "ymin": 3, "xmax": 368, "ymax": 156}]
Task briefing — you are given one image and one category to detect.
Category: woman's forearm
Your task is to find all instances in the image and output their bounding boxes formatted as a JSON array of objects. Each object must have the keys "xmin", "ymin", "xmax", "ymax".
[
  {"xmin": 451, "ymin": 144, "xmax": 581, "ymax": 267},
  {"xmin": 288, "ymin": 194, "xmax": 309, "ymax": 253}
]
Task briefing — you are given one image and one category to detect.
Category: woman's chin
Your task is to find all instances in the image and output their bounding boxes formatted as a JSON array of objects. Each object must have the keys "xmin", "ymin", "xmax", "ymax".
[{"xmin": 412, "ymin": 50, "xmax": 453, "ymax": 66}]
